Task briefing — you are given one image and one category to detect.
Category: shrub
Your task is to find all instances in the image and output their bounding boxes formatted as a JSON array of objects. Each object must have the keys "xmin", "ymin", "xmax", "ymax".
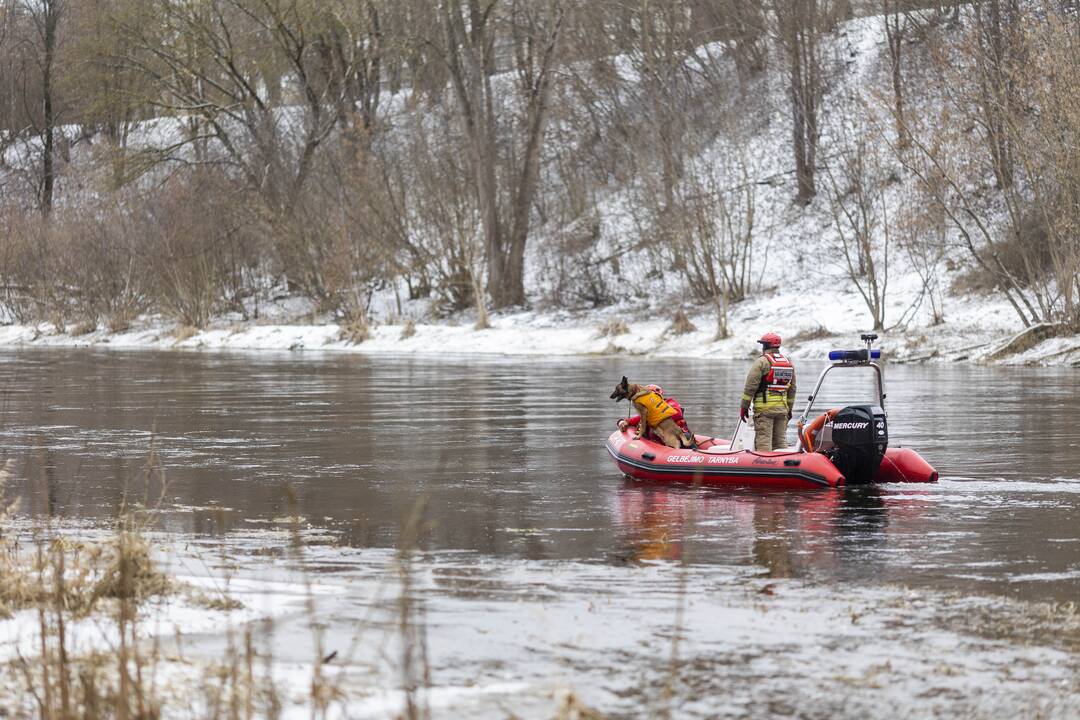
[
  {"xmin": 665, "ymin": 309, "xmax": 697, "ymax": 336},
  {"xmin": 339, "ymin": 313, "xmax": 372, "ymax": 344},
  {"xmin": 595, "ymin": 319, "xmax": 630, "ymax": 338},
  {"xmin": 71, "ymin": 320, "xmax": 97, "ymax": 336}
]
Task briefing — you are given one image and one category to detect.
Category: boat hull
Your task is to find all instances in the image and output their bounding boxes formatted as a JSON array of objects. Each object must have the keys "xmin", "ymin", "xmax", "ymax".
[
  {"xmin": 877, "ymin": 447, "xmax": 939, "ymax": 483},
  {"xmin": 605, "ymin": 430, "xmax": 844, "ymax": 490},
  {"xmin": 605, "ymin": 430, "xmax": 938, "ymax": 489}
]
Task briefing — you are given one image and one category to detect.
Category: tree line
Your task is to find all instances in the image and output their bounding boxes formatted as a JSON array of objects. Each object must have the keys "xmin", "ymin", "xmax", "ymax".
[{"xmin": 0, "ymin": 0, "xmax": 1076, "ymax": 336}]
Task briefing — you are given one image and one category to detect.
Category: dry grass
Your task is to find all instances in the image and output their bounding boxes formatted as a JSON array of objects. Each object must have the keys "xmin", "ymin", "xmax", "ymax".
[
  {"xmin": 400, "ymin": 318, "xmax": 416, "ymax": 339},
  {"xmin": 173, "ymin": 325, "xmax": 199, "ymax": 342},
  {"xmin": 339, "ymin": 313, "xmax": 372, "ymax": 344},
  {"xmin": 70, "ymin": 320, "xmax": 97, "ymax": 337},
  {"xmin": 787, "ymin": 324, "xmax": 834, "ymax": 345},
  {"xmin": 949, "ymin": 265, "xmax": 998, "ymax": 297},
  {"xmin": 0, "ymin": 534, "xmax": 170, "ymax": 619},
  {"xmin": 0, "ymin": 458, "xmax": 443, "ymax": 720},
  {"xmin": 106, "ymin": 315, "xmax": 132, "ymax": 334},
  {"xmin": 189, "ymin": 591, "xmax": 245, "ymax": 611},
  {"xmin": 553, "ymin": 688, "xmax": 607, "ymax": 719},
  {"xmin": 0, "ymin": 442, "xmax": 185, "ymax": 718},
  {"xmin": 91, "ymin": 532, "xmax": 172, "ymax": 602},
  {"xmin": 595, "ymin": 319, "xmax": 630, "ymax": 338}
]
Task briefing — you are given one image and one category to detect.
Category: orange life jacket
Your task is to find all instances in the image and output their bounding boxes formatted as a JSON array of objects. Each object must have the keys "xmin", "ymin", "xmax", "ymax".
[{"xmin": 632, "ymin": 390, "xmax": 678, "ymax": 428}]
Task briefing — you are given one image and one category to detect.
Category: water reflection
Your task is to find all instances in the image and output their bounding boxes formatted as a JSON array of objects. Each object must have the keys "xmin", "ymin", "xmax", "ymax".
[
  {"xmin": 835, "ymin": 486, "xmax": 889, "ymax": 539},
  {"xmin": 613, "ymin": 482, "xmax": 939, "ymax": 583},
  {"xmin": 614, "ymin": 484, "xmax": 693, "ymax": 562},
  {"xmin": 751, "ymin": 497, "xmax": 795, "ymax": 578}
]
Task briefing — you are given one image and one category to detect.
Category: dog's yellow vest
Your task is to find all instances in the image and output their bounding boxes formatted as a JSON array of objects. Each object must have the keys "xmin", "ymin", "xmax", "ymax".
[{"xmin": 632, "ymin": 390, "xmax": 678, "ymax": 427}]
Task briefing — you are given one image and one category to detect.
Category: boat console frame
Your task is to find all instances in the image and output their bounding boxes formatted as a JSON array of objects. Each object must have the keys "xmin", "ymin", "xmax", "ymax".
[{"xmin": 796, "ymin": 333, "xmax": 886, "ymax": 427}]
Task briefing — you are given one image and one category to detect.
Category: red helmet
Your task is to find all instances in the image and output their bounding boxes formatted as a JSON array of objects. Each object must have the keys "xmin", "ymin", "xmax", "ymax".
[
  {"xmin": 757, "ymin": 332, "xmax": 782, "ymax": 348},
  {"xmin": 647, "ymin": 384, "xmax": 665, "ymax": 395}
]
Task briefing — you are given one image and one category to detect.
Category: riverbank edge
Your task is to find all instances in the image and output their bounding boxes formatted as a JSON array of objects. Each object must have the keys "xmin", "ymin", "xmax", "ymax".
[{"xmin": 0, "ymin": 308, "xmax": 1076, "ymax": 366}]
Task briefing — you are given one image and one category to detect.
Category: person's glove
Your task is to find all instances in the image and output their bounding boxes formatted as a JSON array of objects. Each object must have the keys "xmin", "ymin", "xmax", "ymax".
[
  {"xmin": 740, "ymin": 403, "xmax": 749, "ymax": 422},
  {"xmin": 787, "ymin": 408, "xmax": 793, "ymax": 421}
]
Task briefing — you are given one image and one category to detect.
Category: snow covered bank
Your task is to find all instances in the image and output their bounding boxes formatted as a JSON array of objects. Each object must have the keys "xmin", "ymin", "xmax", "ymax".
[{"xmin": 0, "ymin": 287, "xmax": 1075, "ymax": 366}]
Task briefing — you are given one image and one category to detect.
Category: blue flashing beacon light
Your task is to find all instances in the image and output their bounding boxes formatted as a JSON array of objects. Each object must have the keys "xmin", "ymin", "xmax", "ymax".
[{"xmin": 828, "ymin": 348, "xmax": 882, "ymax": 362}]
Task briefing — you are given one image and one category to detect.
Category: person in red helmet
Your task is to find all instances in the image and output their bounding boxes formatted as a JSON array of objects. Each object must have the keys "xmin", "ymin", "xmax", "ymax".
[
  {"xmin": 740, "ymin": 332, "xmax": 797, "ymax": 451},
  {"xmin": 618, "ymin": 384, "xmax": 693, "ymax": 442}
]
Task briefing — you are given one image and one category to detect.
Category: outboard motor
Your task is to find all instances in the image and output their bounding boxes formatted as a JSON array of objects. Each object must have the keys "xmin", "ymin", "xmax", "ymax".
[{"xmin": 826, "ymin": 405, "xmax": 887, "ymax": 484}]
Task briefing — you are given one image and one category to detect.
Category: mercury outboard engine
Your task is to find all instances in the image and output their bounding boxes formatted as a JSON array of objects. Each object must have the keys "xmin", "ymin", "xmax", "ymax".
[{"xmin": 825, "ymin": 405, "xmax": 888, "ymax": 484}]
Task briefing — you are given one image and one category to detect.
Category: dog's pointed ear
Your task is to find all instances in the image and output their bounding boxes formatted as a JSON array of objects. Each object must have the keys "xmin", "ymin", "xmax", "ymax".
[{"xmin": 611, "ymin": 375, "xmax": 630, "ymax": 401}]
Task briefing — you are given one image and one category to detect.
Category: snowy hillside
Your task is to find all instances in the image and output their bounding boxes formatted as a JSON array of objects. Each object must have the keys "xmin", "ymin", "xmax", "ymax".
[{"xmin": 0, "ymin": 3, "xmax": 1075, "ymax": 366}]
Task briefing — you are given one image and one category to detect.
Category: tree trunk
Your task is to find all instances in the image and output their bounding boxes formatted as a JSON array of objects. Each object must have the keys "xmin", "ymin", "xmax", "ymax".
[
  {"xmin": 792, "ymin": 101, "xmax": 814, "ymax": 203},
  {"xmin": 782, "ymin": 0, "xmax": 820, "ymax": 205},
  {"xmin": 41, "ymin": 0, "xmax": 59, "ymax": 216},
  {"xmin": 441, "ymin": 0, "xmax": 562, "ymax": 310},
  {"xmin": 472, "ymin": 270, "xmax": 490, "ymax": 329},
  {"xmin": 885, "ymin": 1, "xmax": 909, "ymax": 149},
  {"xmin": 977, "ymin": 0, "xmax": 1016, "ymax": 189},
  {"xmin": 714, "ymin": 291, "xmax": 729, "ymax": 340}
]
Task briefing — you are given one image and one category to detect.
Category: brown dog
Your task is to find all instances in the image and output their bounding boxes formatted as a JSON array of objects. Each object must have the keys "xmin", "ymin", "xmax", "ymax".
[{"xmin": 610, "ymin": 376, "xmax": 693, "ymax": 449}]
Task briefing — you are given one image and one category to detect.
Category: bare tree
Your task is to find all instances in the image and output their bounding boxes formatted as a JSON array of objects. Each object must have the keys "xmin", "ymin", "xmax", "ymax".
[
  {"xmin": 219, "ymin": 2, "xmax": 359, "ymax": 200},
  {"xmin": 823, "ymin": 125, "xmax": 890, "ymax": 331},
  {"xmin": 118, "ymin": 0, "xmax": 379, "ymax": 301},
  {"xmin": 350, "ymin": 100, "xmax": 489, "ymax": 323},
  {"xmin": 66, "ymin": 0, "xmax": 157, "ymax": 189},
  {"xmin": 0, "ymin": 4, "xmax": 14, "ymax": 171},
  {"xmin": 772, "ymin": 0, "xmax": 841, "ymax": 204},
  {"xmin": 680, "ymin": 156, "xmax": 757, "ymax": 339},
  {"xmin": 32, "ymin": 0, "xmax": 61, "ymax": 215},
  {"xmin": 889, "ymin": 110, "xmax": 1039, "ymax": 327},
  {"xmin": 434, "ymin": 0, "xmax": 566, "ymax": 309},
  {"xmin": 313, "ymin": 0, "xmax": 391, "ymax": 138},
  {"xmin": 1010, "ymin": 0, "xmax": 1080, "ymax": 328},
  {"xmin": 971, "ymin": 0, "xmax": 1021, "ymax": 190},
  {"xmin": 5, "ymin": 0, "xmax": 67, "ymax": 214},
  {"xmin": 633, "ymin": 133, "xmax": 757, "ymax": 341},
  {"xmin": 896, "ymin": 184, "xmax": 947, "ymax": 326},
  {"xmin": 882, "ymin": 0, "xmax": 911, "ymax": 149},
  {"xmin": 632, "ymin": 1, "xmax": 698, "ymax": 212},
  {"xmin": 887, "ymin": 0, "xmax": 1080, "ymax": 329},
  {"xmin": 711, "ymin": 0, "xmax": 769, "ymax": 86}
]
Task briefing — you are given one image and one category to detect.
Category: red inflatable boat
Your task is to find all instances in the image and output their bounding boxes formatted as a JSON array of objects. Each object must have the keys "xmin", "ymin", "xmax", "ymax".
[
  {"xmin": 605, "ymin": 431, "xmax": 936, "ymax": 489},
  {"xmin": 606, "ymin": 335, "xmax": 938, "ymax": 490}
]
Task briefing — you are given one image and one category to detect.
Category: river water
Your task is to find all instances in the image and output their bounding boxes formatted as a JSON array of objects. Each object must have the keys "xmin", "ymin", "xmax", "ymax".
[{"xmin": 2, "ymin": 349, "xmax": 1079, "ymax": 718}]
